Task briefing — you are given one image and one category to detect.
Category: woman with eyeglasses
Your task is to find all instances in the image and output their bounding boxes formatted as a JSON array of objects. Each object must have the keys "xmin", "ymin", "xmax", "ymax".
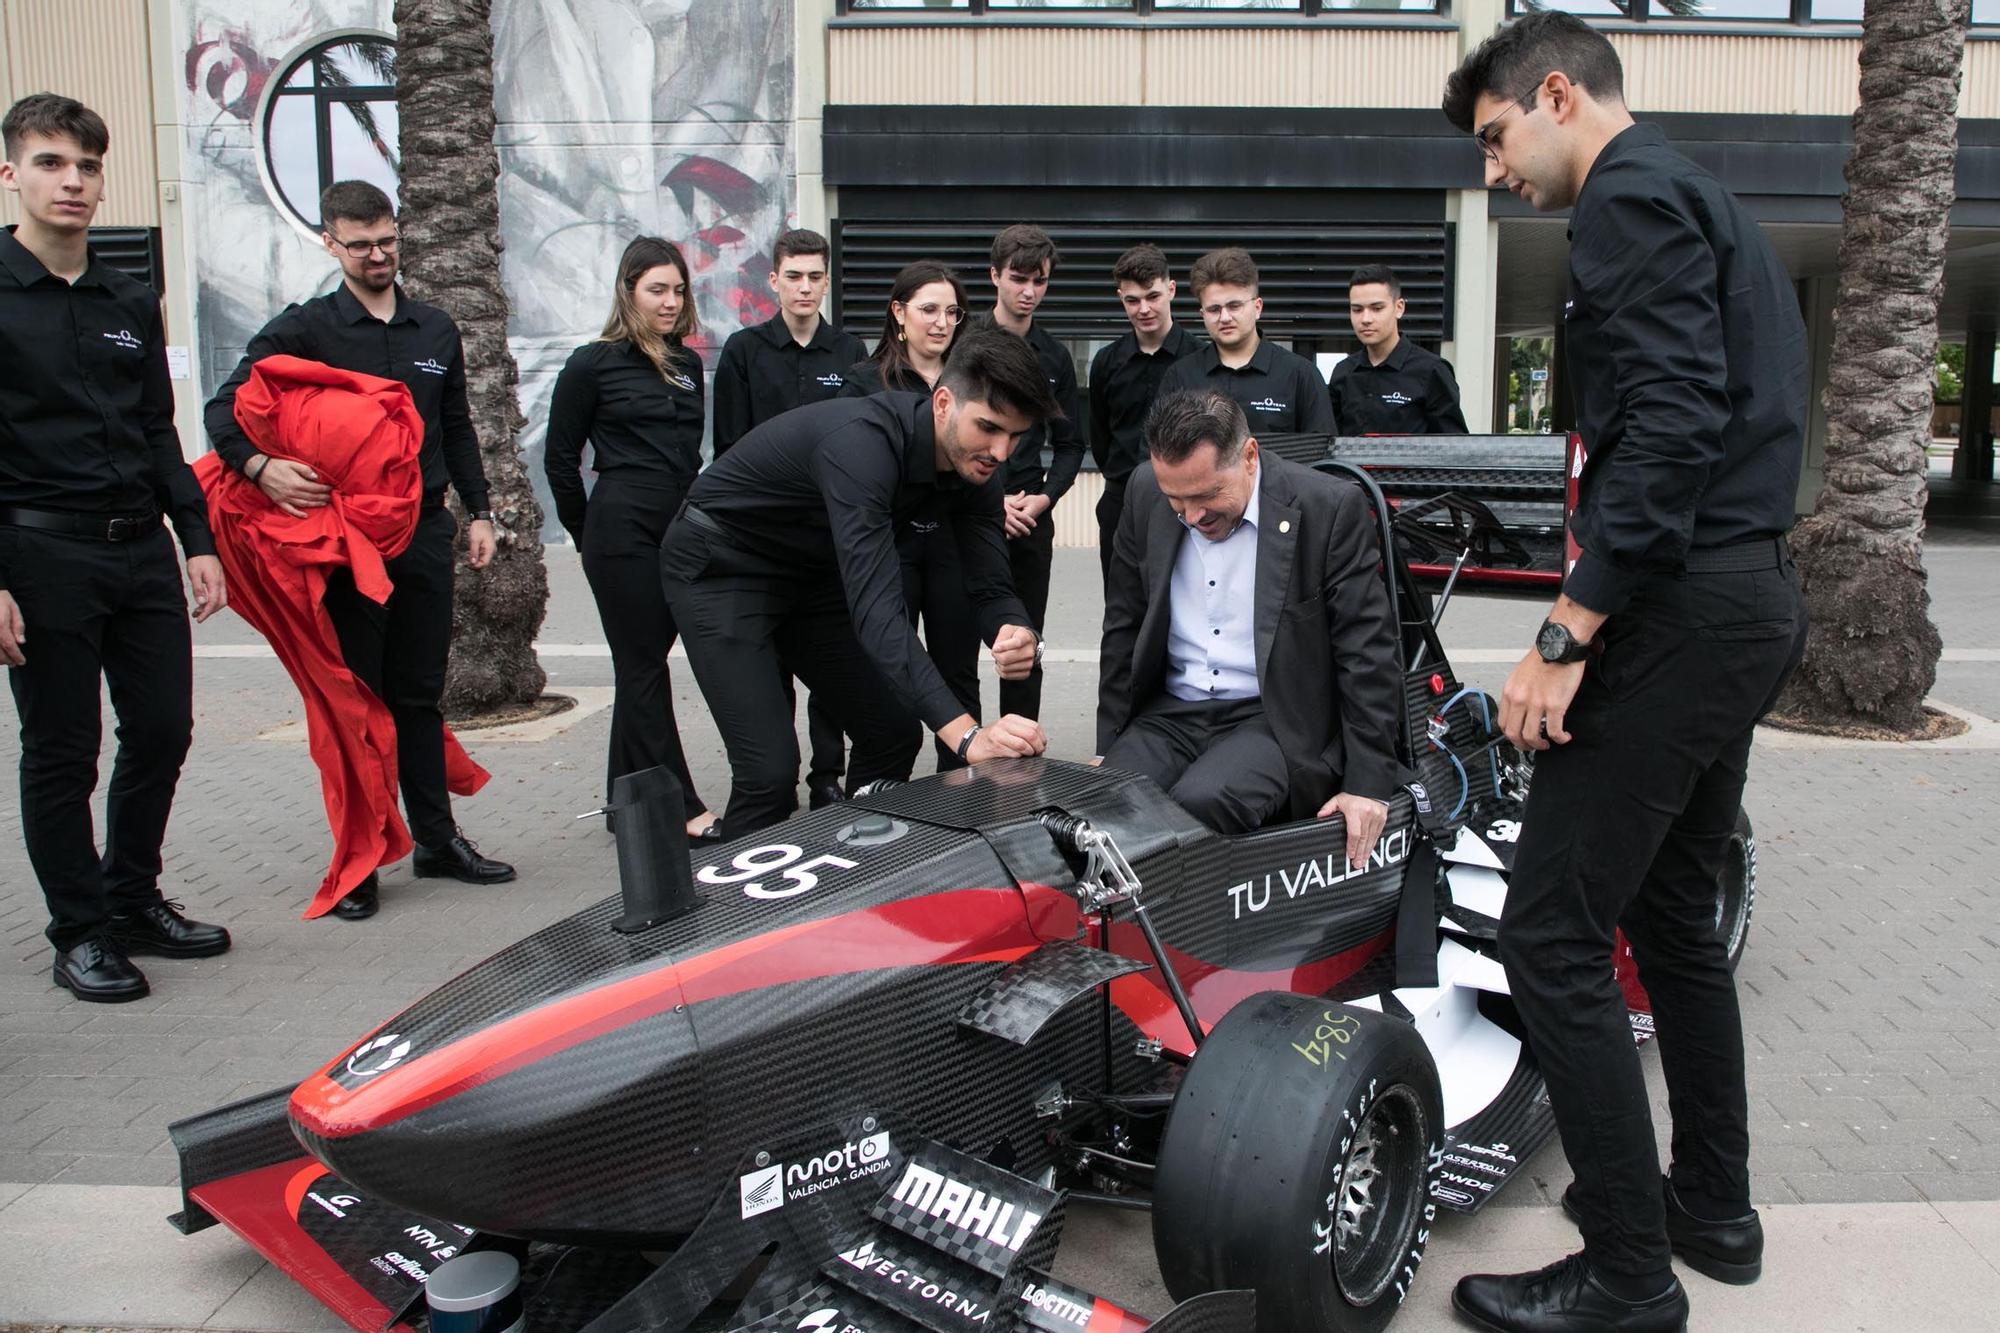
[
  {"xmin": 834, "ymin": 261, "xmax": 982, "ymax": 771},
  {"xmin": 544, "ymin": 237, "xmax": 720, "ymax": 846}
]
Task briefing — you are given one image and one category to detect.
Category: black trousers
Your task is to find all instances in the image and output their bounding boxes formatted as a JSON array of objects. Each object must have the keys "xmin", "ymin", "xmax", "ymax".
[
  {"xmin": 1000, "ymin": 510, "xmax": 1054, "ymax": 720},
  {"xmin": 1497, "ymin": 554, "xmax": 1806, "ymax": 1278},
  {"xmin": 580, "ymin": 473, "xmax": 705, "ymax": 815},
  {"xmin": 1095, "ymin": 477, "xmax": 1127, "ymax": 588},
  {"xmin": 323, "ymin": 505, "xmax": 458, "ymax": 847},
  {"xmin": 3, "ymin": 525, "xmax": 192, "ymax": 951},
  {"xmin": 662, "ymin": 520, "xmax": 922, "ymax": 836},
  {"xmin": 1103, "ymin": 693, "xmax": 1289, "ymax": 833}
]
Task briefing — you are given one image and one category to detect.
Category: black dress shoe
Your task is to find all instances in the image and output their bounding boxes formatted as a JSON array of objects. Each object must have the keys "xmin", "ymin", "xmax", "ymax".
[
  {"xmin": 107, "ymin": 899, "xmax": 231, "ymax": 959},
  {"xmin": 53, "ymin": 939, "xmax": 149, "ymax": 1004},
  {"xmin": 808, "ymin": 779, "xmax": 847, "ymax": 811},
  {"xmin": 1454, "ymin": 1254, "xmax": 1687, "ymax": 1333},
  {"xmin": 688, "ymin": 820, "xmax": 724, "ymax": 850},
  {"xmin": 332, "ymin": 874, "xmax": 379, "ymax": 921},
  {"xmin": 1563, "ymin": 1177, "xmax": 1764, "ymax": 1285},
  {"xmin": 412, "ymin": 831, "xmax": 516, "ymax": 883}
]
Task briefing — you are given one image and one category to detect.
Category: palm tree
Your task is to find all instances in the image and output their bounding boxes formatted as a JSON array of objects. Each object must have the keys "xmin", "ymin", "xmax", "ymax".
[
  {"xmin": 1779, "ymin": 0, "xmax": 1969, "ymax": 734},
  {"xmin": 393, "ymin": 0, "xmax": 549, "ymax": 713}
]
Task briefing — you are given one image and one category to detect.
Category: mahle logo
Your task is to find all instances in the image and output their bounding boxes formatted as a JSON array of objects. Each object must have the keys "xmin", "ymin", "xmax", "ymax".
[{"xmin": 739, "ymin": 1131, "xmax": 893, "ymax": 1218}]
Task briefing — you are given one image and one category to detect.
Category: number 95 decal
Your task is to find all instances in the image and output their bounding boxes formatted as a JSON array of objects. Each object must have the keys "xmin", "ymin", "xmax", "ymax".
[{"xmin": 697, "ymin": 843, "xmax": 859, "ymax": 900}]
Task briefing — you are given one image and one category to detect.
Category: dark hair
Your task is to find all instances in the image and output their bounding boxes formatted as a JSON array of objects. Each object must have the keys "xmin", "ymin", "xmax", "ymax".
[
  {"xmin": 990, "ymin": 224, "xmax": 1058, "ymax": 278},
  {"xmin": 3, "ymin": 93, "xmax": 108, "ymax": 161},
  {"xmin": 772, "ymin": 227, "xmax": 830, "ymax": 267},
  {"xmin": 869, "ymin": 260, "xmax": 969, "ymax": 390},
  {"xmin": 1112, "ymin": 244, "xmax": 1171, "ymax": 288},
  {"xmin": 1349, "ymin": 264, "xmax": 1401, "ymax": 299},
  {"xmin": 939, "ymin": 328, "xmax": 1062, "ymax": 424},
  {"xmin": 319, "ymin": 180, "xmax": 395, "ymax": 230},
  {"xmin": 1146, "ymin": 389, "xmax": 1250, "ymax": 468},
  {"xmin": 1442, "ymin": 11, "xmax": 1625, "ymax": 134},
  {"xmin": 1188, "ymin": 247, "xmax": 1259, "ymax": 297},
  {"xmin": 599, "ymin": 236, "xmax": 697, "ymax": 375}
]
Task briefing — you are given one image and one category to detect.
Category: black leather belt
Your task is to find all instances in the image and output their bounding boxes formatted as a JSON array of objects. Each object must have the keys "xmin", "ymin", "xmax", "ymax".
[
  {"xmin": 0, "ymin": 506, "xmax": 161, "ymax": 541},
  {"xmin": 1684, "ymin": 536, "xmax": 1789, "ymax": 574}
]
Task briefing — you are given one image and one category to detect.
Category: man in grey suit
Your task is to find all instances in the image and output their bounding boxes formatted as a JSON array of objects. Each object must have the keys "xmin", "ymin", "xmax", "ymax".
[{"xmin": 1097, "ymin": 389, "xmax": 1406, "ymax": 855}]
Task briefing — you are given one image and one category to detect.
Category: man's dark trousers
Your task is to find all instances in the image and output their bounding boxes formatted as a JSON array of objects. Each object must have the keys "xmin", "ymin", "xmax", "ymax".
[
  {"xmin": 663, "ymin": 520, "xmax": 922, "ymax": 835},
  {"xmin": 5, "ymin": 525, "xmax": 193, "ymax": 950},
  {"xmin": 1497, "ymin": 547, "xmax": 1806, "ymax": 1280},
  {"xmin": 323, "ymin": 504, "xmax": 457, "ymax": 846},
  {"xmin": 1103, "ymin": 694, "xmax": 1290, "ymax": 834},
  {"xmin": 1001, "ymin": 515, "xmax": 1054, "ymax": 720},
  {"xmin": 1095, "ymin": 478, "xmax": 1126, "ymax": 587}
]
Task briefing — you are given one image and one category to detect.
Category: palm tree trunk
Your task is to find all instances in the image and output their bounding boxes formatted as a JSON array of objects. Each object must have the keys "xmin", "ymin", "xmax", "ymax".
[
  {"xmin": 1779, "ymin": 0, "xmax": 1968, "ymax": 733},
  {"xmin": 394, "ymin": 0, "xmax": 549, "ymax": 713}
]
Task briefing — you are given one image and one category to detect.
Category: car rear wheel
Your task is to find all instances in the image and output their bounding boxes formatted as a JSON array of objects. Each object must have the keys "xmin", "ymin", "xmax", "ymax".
[
  {"xmin": 1153, "ymin": 993, "xmax": 1443, "ymax": 1333},
  {"xmin": 1717, "ymin": 807, "xmax": 1755, "ymax": 973}
]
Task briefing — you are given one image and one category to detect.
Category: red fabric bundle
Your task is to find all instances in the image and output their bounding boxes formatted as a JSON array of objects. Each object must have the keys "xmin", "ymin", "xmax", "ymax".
[{"xmin": 194, "ymin": 355, "xmax": 490, "ymax": 918}]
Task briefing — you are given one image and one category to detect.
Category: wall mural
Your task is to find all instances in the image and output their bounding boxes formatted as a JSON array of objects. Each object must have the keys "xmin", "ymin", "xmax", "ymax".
[{"xmin": 177, "ymin": 0, "xmax": 797, "ymax": 539}]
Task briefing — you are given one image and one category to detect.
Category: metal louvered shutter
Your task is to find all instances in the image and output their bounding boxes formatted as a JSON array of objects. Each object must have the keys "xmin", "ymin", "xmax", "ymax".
[
  {"xmin": 86, "ymin": 227, "xmax": 165, "ymax": 295},
  {"xmin": 832, "ymin": 221, "xmax": 1451, "ymax": 344}
]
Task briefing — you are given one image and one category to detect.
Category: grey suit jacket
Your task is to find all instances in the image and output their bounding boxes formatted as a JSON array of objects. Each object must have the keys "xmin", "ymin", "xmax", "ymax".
[{"xmin": 1096, "ymin": 451, "xmax": 1407, "ymax": 818}]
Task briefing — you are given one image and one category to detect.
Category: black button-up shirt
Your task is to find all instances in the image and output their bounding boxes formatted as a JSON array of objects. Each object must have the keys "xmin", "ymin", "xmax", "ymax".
[
  {"xmin": 543, "ymin": 338, "xmax": 704, "ymax": 543},
  {"xmin": 1326, "ymin": 337, "xmax": 1469, "ymax": 436},
  {"xmin": 1563, "ymin": 123, "xmax": 1806, "ymax": 616},
  {"xmin": 837, "ymin": 357, "xmax": 931, "ymax": 399},
  {"xmin": 969, "ymin": 314, "xmax": 1085, "ymax": 504},
  {"xmin": 204, "ymin": 284, "xmax": 490, "ymax": 511},
  {"xmin": 682, "ymin": 392, "xmax": 1030, "ymax": 730},
  {"xmin": 711, "ymin": 314, "xmax": 867, "ymax": 456},
  {"xmin": 1158, "ymin": 335, "xmax": 1335, "ymax": 436},
  {"xmin": 1089, "ymin": 323, "xmax": 1199, "ymax": 485},
  {"xmin": 0, "ymin": 229, "xmax": 214, "ymax": 590}
]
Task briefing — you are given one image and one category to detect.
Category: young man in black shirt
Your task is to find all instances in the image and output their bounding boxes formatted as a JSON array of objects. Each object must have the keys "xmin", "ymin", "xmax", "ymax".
[
  {"xmin": 662, "ymin": 330, "xmax": 1055, "ymax": 836},
  {"xmin": 972, "ymin": 224, "xmax": 1083, "ymax": 722},
  {"xmin": 1, "ymin": 94, "xmax": 231, "ymax": 1002},
  {"xmin": 712, "ymin": 228, "xmax": 867, "ymax": 457},
  {"xmin": 1443, "ymin": 15, "xmax": 1807, "ymax": 1331},
  {"xmin": 1158, "ymin": 247, "xmax": 1333, "ymax": 437},
  {"xmin": 1325, "ymin": 264, "xmax": 1469, "ymax": 435},
  {"xmin": 1088, "ymin": 244, "xmax": 1197, "ymax": 582},
  {"xmin": 206, "ymin": 181, "xmax": 513, "ymax": 920}
]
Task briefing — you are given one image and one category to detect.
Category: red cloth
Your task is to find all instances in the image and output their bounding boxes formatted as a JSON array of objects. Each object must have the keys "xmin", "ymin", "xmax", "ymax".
[{"xmin": 195, "ymin": 355, "xmax": 490, "ymax": 919}]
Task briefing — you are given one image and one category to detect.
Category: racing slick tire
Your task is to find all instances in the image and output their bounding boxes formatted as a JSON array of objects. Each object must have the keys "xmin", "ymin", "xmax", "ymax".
[
  {"xmin": 1152, "ymin": 992, "xmax": 1444, "ymax": 1333},
  {"xmin": 1718, "ymin": 807, "xmax": 1755, "ymax": 973}
]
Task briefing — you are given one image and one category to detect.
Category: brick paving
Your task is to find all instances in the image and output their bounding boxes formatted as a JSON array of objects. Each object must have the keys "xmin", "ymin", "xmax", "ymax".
[{"xmin": 2, "ymin": 545, "xmax": 1998, "ymax": 1211}]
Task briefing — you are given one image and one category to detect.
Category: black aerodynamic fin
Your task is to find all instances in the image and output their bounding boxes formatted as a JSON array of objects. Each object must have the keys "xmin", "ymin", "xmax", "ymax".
[{"xmin": 954, "ymin": 939, "xmax": 1152, "ymax": 1046}]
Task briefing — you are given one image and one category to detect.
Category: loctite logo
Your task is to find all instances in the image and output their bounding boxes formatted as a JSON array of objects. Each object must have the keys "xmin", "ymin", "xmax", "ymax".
[{"xmin": 889, "ymin": 1161, "xmax": 1043, "ymax": 1252}]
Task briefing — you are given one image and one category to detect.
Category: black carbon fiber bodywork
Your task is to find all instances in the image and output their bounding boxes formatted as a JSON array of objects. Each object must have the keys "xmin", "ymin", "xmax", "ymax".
[
  {"xmin": 956, "ymin": 942, "xmax": 1152, "ymax": 1046},
  {"xmin": 166, "ymin": 1085, "xmax": 301, "ymax": 1233}
]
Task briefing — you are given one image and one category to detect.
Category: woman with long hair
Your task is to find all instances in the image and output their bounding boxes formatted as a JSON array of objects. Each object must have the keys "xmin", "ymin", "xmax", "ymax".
[
  {"xmin": 837, "ymin": 261, "xmax": 982, "ymax": 772},
  {"xmin": 544, "ymin": 237, "xmax": 720, "ymax": 845}
]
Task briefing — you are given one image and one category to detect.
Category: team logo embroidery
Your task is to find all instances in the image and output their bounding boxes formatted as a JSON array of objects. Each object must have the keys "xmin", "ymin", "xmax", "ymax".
[
  {"xmin": 102, "ymin": 329, "xmax": 141, "ymax": 350},
  {"xmin": 670, "ymin": 372, "xmax": 698, "ymax": 392},
  {"xmin": 413, "ymin": 358, "xmax": 447, "ymax": 376},
  {"xmin": 1248, "ymin": 397, "xmax": 1287, "ymax": 414}
]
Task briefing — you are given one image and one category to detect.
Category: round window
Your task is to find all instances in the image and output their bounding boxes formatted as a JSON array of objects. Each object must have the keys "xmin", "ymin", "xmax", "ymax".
[{"xmin": 256, "ymin": 30, "xmax": 399, "ymax": 234}]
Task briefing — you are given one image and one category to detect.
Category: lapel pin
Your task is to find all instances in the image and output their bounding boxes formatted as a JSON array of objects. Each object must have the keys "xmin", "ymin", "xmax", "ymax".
[{"xmin": 1279, "ymin": 520, "xmax": 1291, "ymax": 534}]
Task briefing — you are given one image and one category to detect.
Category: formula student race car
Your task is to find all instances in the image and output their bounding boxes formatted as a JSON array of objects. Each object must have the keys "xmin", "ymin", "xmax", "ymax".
[{"xmin": 167, "ymin": 463, "xmax": 1758, "ymax": 1333}]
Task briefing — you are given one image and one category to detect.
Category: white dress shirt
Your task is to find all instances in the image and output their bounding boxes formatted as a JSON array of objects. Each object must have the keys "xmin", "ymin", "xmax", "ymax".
[{"xmin": 1165, "ymin": 481, "xmax": 1261, "ymax": 702}]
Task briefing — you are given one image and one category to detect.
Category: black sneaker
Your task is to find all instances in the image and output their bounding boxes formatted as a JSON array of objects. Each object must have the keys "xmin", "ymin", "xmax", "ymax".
[
  {"xmin": 1453, "ymin": 1252, "xmax": 1688, "ymax": 1333},
  {"xmin": 412, "ymin": 832, "xmax": 516, "ymax": 884},
  {"xmin": 1561, "ymin": 1177, "xmax": 1763, "ymax": 1285},
  {"xmin": 53, "ymin": 939, "xmax": 149, "ymax": 1004},
  {"xmin": 107, "ymin": 899, "xmax": 231, "ymax": 959}
]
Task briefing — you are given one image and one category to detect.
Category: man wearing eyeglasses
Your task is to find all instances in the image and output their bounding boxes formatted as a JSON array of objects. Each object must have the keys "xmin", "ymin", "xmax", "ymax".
[
  {"xmin": 971, "ymin": 224, "xmax": 1083, "ymax": 723},
  {"xmin": 1158, "ymin": 247, "xmax": 1334, "ymax": 438},
  {"xmin": 205, "ymin": 181, "xmax": 514, "ymax": 920},
  {"xmin": 1441, "ymin": 14, "xmax": 1806, "ymax": 1333},
  {"xmin": 712, "ymin": 228, "xmax": 866, "ymax": 458}
]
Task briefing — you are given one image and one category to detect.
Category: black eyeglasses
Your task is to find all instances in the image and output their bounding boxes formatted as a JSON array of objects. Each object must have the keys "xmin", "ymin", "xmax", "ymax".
[
  {"xmin": 332, "ymin": 235, "xmax": 400, "ymax": 258},
  {"xmin": 1474, "ymin": 91, "xmax": 1538, "ymax": 163}
]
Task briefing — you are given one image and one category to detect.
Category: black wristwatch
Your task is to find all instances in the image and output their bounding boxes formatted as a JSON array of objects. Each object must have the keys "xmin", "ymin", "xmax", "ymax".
[
  {"xmin": 1535, "ymin": 619, "xmax": 1593, "ymax": 665},
  {"xmin": 955, "ymin": 725, "xmax": 981, "ymax": 761},
  {"xmin": 471, "ymin": 509, "xmax": 496, "ymax": 522}
]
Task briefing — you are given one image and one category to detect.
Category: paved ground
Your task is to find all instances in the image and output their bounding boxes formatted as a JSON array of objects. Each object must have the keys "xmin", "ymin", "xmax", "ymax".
[{"xmin": 3, "ymin": 541, "xmax": 1999, "ymax": 1330}]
